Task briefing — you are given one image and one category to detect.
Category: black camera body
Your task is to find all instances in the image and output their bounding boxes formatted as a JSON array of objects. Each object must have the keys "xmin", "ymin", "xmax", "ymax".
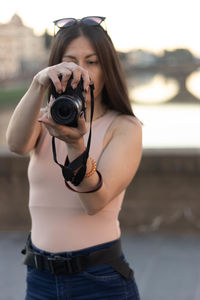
[{"xmin": 50, "ymin": 76, "xmax": 86, "ymax": 127}]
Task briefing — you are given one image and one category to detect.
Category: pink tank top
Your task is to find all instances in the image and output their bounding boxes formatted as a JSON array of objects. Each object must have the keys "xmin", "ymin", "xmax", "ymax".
[{"xmin": 28, "ymin": 110, "xmax": 125, "ymax": 252}]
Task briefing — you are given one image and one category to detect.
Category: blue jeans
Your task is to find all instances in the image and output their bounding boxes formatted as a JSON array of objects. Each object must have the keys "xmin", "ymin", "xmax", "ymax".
[{"xmin": 25, "ymin": 239, "xmax": 140, "ymax": 300}]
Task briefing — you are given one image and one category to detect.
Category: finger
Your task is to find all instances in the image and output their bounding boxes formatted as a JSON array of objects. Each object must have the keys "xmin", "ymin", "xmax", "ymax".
[
  {"xmin": 38, "ymin": 118, "xmax": 59, "ymax": 139},
  {"xmin": 50, "ymin": 95, "xmax": 55, "ymax": 101},
  {"xmin": 81, "ymin": 69, "xmax": 91, "ymax": 92},
  {"xmin": 41, "ymin": 122, "xmax": 57, "ymax": 138},
  {"xmin": 62, "ymin": 62, "xmax": 90, "ymax": 91},
  {"xmin": 77, "ymin": 113, "xmax": 87, "ymax": 136},
  {"xmin": 38, "ymin": 115, "xmax": 67, "ymax": 134},
  {"xmin": 61, "ymin": 70, "xmax": 72, "ymax": 92},
  {"xmin": 40, "ymin": 106, "xmax": 48, "ymax": 114},
  {"xmin": 48, "ymin": 95, "xmax": 55, "ymax": 111},
  {"xmin": 38, "ymin": 115, "xmax": 54, "ymax": 126},
  {"xmin": 48, "ymin": 72, "xmax": 62, "ymax": 94},
  {"xmin": 67, "ymin": 62, "xmax": 90, "ymax": 91},
  {"xmin": 71, "ymin": 67, "xmax": 82, "ymax": 89},
  {"xmin": 38, "ymin": 110, "xmax": 48, "ymax": 120},
  {"xmin": 84, "ymin": 90, "xmax": 90, "ymax": 103}
]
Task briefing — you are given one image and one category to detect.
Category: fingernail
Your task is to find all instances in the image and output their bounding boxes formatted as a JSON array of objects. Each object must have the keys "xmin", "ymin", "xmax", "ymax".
[
  {"xmin": 57, "ymin": 88, "xmax": 62, "ymax": 94},
  {"xmin": 38, "ymin": 119, "xmax": 43, "ymax": 123}
]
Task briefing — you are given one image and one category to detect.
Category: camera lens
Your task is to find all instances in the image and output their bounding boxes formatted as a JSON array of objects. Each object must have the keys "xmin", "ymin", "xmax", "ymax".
[
  {"xmin": 50, "ymin": 95, "xmax": 82, "ymax": 126},
  {"xmin": 58, "ymin": 105, "xmax": 70, "ymax": 118}
]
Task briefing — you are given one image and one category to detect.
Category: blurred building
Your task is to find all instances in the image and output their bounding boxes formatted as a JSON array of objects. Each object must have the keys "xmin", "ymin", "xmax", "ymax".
[
  {"xmin": 0, "ymin": 14, "xmax": 48, "ymax": 80},
  {"xmin": 127, "ymin": 49, "xmax": 157, "ymax": 67}
]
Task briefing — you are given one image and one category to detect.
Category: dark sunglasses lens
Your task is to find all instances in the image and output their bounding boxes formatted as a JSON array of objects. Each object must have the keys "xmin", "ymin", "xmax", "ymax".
[
  {"xmin": 55, "ymin": 18, "xmax": 76, "ymax": 28},
  {"xmin": 83, "ymin": 17, "xmax": 104, "ymax": 26}
]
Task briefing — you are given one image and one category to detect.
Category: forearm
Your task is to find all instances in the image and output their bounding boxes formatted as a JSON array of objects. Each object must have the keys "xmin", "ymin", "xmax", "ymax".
[
  {"xmin": 67, "ymin": 143, "xmax": 109, "ymax": 215},
  {"xmin": 6, "ymin": 75, "xmax": 47, "ymax": 154},
  {"xmin": 75, "ymin": 173, "xmax": 108, "ymax": 215}
]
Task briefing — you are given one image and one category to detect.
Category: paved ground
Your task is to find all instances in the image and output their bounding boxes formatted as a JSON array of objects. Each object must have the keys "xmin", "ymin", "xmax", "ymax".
[{"xmin": 0, "ymin": 231, "xmax": 200, "ymax": 300}]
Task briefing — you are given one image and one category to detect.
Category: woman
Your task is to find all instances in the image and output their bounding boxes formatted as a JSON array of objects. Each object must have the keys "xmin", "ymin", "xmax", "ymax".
[{"xmin": 6, "ymin": 16, "xmax": 142, "ymax": 300}]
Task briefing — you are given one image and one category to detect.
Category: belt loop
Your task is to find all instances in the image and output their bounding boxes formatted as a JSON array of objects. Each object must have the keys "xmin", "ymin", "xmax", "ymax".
[
  {"xmin": 65, "ymin": 257, "xmax": 73, "ymax": 274},
  {"xmin": 34, "ymin": 255, "xmax": 38, "ymax": 269},
  {"xmin": 34, "ymin": 253, "xmax": 43, "ymax": 271},
  {"xmin": 48, "ymin": 257, "xmax": 55, "ymax": 274}
]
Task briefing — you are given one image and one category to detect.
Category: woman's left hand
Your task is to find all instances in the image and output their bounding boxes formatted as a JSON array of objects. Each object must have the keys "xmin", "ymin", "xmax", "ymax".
[{"xmin": 38, "ymin": 98, "xmax": 87, "ymax": 147}]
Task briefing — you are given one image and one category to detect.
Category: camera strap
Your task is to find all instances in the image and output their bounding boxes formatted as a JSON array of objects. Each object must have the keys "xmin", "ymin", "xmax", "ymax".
[{"xmin": 52, "ymin": 83, "xmax": 94, "ymax": 186}]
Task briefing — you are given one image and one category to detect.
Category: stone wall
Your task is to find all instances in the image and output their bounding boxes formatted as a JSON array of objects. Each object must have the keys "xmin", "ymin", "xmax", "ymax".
[
  {"xmin": 0, "ymin": 148, "xmax": 200, "ymax": 233},
  {"xmin": 0, "ymin": 148, "xmax": 30, "ymax": 230},
  {"xmin": 120, "ymin": 148, "xmax": 200, "ymax": 234}
]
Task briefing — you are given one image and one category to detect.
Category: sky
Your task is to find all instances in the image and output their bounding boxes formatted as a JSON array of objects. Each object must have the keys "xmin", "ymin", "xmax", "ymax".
[{"xmin": 1, "ymin": 0, "xmax": 200, "ymax": 57}]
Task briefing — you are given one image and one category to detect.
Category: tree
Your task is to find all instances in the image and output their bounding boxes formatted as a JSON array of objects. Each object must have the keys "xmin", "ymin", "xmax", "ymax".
[{"xmin": 43, "ymin": 29, "xmax": 52, "ymax": 50}]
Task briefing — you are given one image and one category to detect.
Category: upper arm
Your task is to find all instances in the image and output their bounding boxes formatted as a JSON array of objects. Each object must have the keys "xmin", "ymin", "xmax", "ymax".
[
  {"xmin": 98, "ymin": 116, "xmax": 142, "ymax": 201},
  {"xmin": 26, "ymin": 109, "xmax": 46, "ymax": 152}
]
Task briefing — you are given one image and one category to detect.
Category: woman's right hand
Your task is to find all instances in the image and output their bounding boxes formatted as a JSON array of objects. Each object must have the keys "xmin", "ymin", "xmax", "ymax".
[
  {"xmin": 6, "ymin": 62, "xmax": 91, "ymax": 155},
  {"xmin": 34, "ymin": 62, "xmax": 91, "ymax": 94}
]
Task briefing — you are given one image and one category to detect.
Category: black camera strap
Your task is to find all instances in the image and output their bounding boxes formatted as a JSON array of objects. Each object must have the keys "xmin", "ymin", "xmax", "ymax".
[{"xmin": 52, "ymin": 83, "xmax": 94, "ymax": 186}]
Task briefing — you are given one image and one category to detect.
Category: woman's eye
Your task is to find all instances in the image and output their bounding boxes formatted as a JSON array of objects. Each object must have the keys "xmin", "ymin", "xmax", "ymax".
[
  {"xmin": 87, "ymin": 61, "xmax": 98, "ymax": 65},
  {"xmin": 62, "ymin": 58, "xmax": 77, "ymax": 64}
]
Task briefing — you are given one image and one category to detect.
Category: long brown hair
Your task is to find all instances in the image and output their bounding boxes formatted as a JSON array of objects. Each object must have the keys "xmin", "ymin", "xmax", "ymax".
[{"xmin": 48, "ymin": 23, "xmax": 135, "ymax": 116}]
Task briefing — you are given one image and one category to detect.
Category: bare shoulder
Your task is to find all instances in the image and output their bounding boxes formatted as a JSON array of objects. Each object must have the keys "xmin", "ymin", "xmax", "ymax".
[
  {"xmin": 103, "ymin": 113, "xmax": 142, "ymax": 149},
  {"xmin": 111, "ymin": 114, "xmax": 142, "ymax": 137}
]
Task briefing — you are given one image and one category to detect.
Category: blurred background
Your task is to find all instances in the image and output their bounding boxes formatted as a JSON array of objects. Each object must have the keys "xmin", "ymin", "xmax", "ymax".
[{"xmin": 0, "ymin": 1, "xmax": 200, "ymax": 299}]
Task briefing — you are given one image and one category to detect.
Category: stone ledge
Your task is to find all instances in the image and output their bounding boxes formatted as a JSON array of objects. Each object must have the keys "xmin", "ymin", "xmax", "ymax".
[{"xmin": 0, "ymin": 147, "xmax": 200, "ymax": 233}]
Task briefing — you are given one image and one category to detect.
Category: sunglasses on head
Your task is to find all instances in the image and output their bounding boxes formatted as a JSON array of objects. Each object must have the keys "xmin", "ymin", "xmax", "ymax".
[{"xmin": 53, "ymin": 16, "xmax": 106, "ymax": 30}]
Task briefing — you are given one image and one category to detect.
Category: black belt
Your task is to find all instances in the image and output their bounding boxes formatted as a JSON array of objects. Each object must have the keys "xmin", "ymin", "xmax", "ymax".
[{"xmin": 21, "ymin": 233, "xmax": 133, "ymax": 280}]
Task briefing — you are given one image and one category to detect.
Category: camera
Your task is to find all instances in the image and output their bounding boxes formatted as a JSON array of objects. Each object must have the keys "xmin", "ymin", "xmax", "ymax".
[{"xmin": 50, "ymin": 76, "xmax": 86, "ymax": 127}]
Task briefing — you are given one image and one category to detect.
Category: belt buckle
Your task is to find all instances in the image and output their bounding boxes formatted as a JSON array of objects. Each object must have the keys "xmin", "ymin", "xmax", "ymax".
[{"xmin": 47, "ymin": 256, "xmax": 73, "ymax": 275}]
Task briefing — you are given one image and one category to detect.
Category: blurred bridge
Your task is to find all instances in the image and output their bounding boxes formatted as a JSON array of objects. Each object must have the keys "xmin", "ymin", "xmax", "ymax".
[{"xmin": 127, "ymin": 62, "xmax": 200, "ymax": 104}]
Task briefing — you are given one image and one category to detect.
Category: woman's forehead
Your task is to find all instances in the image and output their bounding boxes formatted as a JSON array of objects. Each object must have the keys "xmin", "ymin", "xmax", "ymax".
[
  {"xmin": 65, "ymin": 36, "xmax": 94, "ymax": 52},
  {"xmin": 63, "ymin": 37, "xmax": 97, "ymax": 59}
]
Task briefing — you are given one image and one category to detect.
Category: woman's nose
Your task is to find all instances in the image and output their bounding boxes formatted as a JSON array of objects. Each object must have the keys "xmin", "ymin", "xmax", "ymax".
[{"xmin": 78, "ymin": 61, "xmax": 87, "ymax": 70}]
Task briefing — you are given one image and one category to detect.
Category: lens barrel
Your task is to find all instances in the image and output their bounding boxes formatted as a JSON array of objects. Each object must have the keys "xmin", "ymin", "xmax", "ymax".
[{"xmin": 50, "ymin": 95, "xmax": 83, "ymax": 126}]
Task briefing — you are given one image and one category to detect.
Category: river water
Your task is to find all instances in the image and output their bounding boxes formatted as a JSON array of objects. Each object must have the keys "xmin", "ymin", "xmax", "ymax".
[
  {"xmin": 129, "ymin": 72, "xmax": 200, "ymax": 149},
  {"xmin": 132, "ymin": 103, "xmax": 200, "ymax": 149}
]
